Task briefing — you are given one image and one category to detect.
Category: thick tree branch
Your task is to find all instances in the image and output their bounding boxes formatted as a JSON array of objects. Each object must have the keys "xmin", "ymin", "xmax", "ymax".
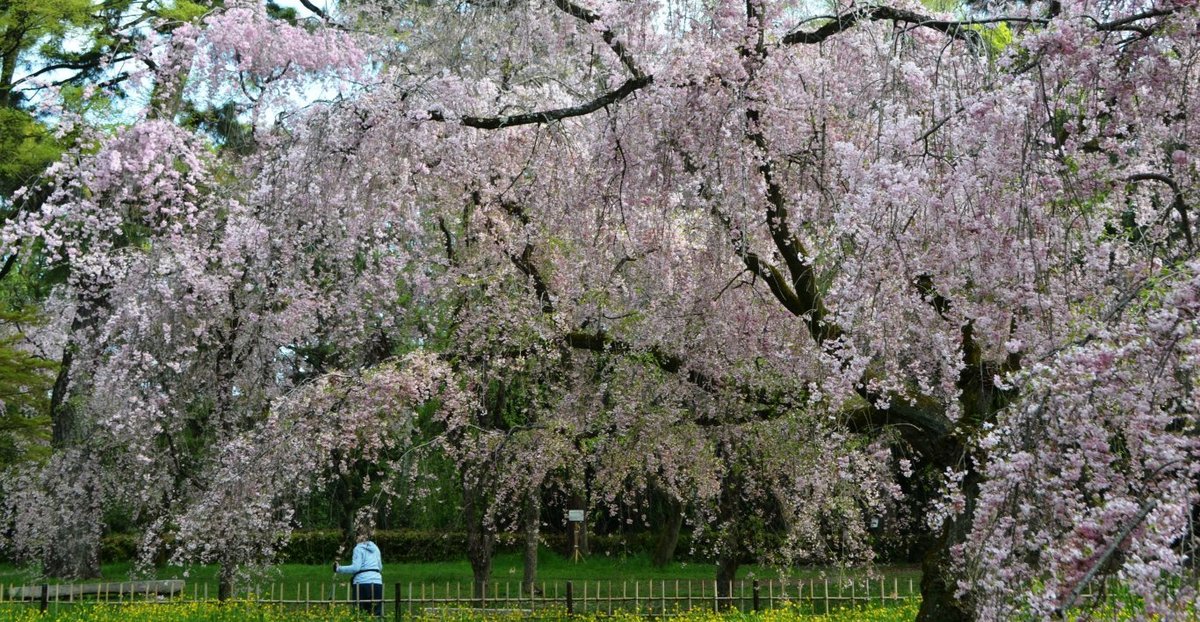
[
  {"xmin": 710, "ymin": 206, "xmax": 806, "ymax": 316},
  {"xmin": 564, "ymin": 330, "xmax": 720, "ymax": 393},
  {"xmin": 425, "ymin": 0, "xmax": 651, "ymax": 131},
  {"xmin": 912, "ymin": 274, "xmax": 1023, "ymax": 434},
  {"xmin": 437, "ymin": 216, "xmax": 455, "ymax": 263},
  {"xmin": 0, "ymin": 248, "xmax": 18, "ymax": 282},
  {"xmin": 1126, "ymin": 173, "xmax": 1192, "ymax": 248},
  {"xmin": 509, "ymin": 244, "xmax": 554, "ymax": 315},
  {"xmin": 739, "ymin": 3, "xmax": 840, "ymax": 345},
  {"xmin": 846, "ymin": 393, "xmax": 955, "ymax": 454},
  {"xmin": 298, "ymin": 0, "xmax": 330, "ymax": 22},
  {"xmin": 743, "ymin": 115, "xmax": 840, "ymax": 344},
  {"xmin": 427, "ymin": 76, "xmax": 652, "ymax": 130},
  {"xmin": 9, "ymin": 53, "xmax": 134, "ymax": 88},
  {"xmin": 783, "ymin": 6, "xmax": 1001, "ymax": 45},
  {"xmin": 551, "ymin": 0, "xmax": 646, "ymax": 78},
  {"xmin": 783, "ymin": 5, "xmax": 1179, "ymax": 46},
  {"xmin": 913, "ymin": 274, "xmax": 952, "ymax": 319},
  {"xmin": 1094, "ymin": 7, "xmax": 1179, "ymax": 33},
  {"xmin": 499, "ymin": 200, "xmax": 530, "ymax": 226},
  {"xmin": 492, "ymin": 201, "xmax": 553, "ymax": 314},
  {"xmin": 563, "ymin": 327, "xmax": 956, "ymax": 441}
]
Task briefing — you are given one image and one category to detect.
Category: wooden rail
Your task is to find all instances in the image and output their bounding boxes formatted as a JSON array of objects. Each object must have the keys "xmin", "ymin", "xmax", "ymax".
[
  {"xmin": 0, "ymin": 577, "xmax": 919, "ymax": 617},
  {"xmin": 3, "ymin": 573, "xmax": 1194, "ymax": 618},
  {"xmin": 6, "ymin": 580, "xmax": 184, "ymax": 600}
]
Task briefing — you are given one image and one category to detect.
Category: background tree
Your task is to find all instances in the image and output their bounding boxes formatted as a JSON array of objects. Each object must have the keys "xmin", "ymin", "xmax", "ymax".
[
  {"xmin": 0, "ymin": 0, "xmax": 371, "ymax": 585},
  {"xmin": 0, "ymin": 308, "xmax": 55, "ymax": 469},
  {"xmin": 0, "ymin": 0, "xmax": 225, "ymax": 579}
]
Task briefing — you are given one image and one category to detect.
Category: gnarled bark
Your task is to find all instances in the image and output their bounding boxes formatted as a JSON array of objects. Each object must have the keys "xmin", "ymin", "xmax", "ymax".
[
  {"xmin": 651, "ymin": 492, "xmax": 684, "ymax": 568},
  {"xmin": 521, "ymin": 488, "xmax": 541, "ymax": 595},
  {"xmin": 463, "ymin": 478, "xmax": 495, "ymax": 601}
]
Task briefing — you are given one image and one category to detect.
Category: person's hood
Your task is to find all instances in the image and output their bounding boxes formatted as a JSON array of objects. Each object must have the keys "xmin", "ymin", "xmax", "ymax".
[{"xmin": 361, "ymin": 541, "xmax": 379, "ymax": 555}]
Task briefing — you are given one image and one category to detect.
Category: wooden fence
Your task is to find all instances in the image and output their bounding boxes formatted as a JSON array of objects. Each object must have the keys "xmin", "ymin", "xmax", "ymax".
[
  {"xmin": 395, "ymin": 577, "xmax": 916, "ymax": 616},
  {"xmin": 0, "ymin": 577, "xmax": 918, "ymax": 617}
]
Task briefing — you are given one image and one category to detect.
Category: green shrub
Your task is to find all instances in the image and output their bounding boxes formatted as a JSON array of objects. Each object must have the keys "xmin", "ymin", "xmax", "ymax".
[
  {"xmin": 282, "ymin": 530, "xmax": 702, "ymax": 565},
  {"xmin": 4, "ymin": 529, "xmax": 704, "ymax": 566},
  {"xmin": 98, "ymin": 533, "xmax": 139, "ymax": 565},
  {"xmin": 278, "ymin": 530, "xmax": 344, "ymax": 565}
]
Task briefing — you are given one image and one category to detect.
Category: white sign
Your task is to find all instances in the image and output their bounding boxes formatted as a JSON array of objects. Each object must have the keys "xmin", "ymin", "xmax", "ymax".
[{"xmin": 567, "ymin": 510, "xmax": 585, "ymax": 522}]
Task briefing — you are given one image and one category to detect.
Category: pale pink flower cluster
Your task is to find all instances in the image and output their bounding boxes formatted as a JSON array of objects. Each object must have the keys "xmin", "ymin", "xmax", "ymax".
[{"xmin": 2, "ymin": 0, "xmax": 1198, "ymax": 613}]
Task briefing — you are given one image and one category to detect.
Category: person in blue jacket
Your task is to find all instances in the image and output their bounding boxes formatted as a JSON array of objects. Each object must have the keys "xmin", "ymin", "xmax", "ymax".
[{"xmin": 334, "ymin": 522, "xmax": 384, "ymax": 617}]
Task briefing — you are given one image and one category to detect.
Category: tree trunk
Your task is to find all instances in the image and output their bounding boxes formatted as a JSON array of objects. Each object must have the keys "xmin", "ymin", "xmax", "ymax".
[
  {"xmin": 0, "ymin": 25, "xmax": 24, "ymax": 108},
  {"xmin": 41, "ymin": 451, "xmax": 102, "ymax": 579},
  {"xmin": 916, "ymin": 457, "xmax": 981, "ymax": 622},
  {"xmin": 468, "ymin": 536, "xmax": 494, "ymax": 601},
  {"xmin": 521, "ymin": 490, "xmax": 540, "ymax": 595},
  {"xmin": 1187, "ymin": 492, "xmax": 1199, "ymax": 569},
  {"xmin": 463, "ymin": 480, "xmax": 494, "ymax": 601},
  {"xmin": 44, "ymin": 310, "xmax": 101, "ymax": 580},
  {"xmin": 918, "ymin": 532, "xmax": 972, "ymax": 622},
  {"xmin": 43, "ymin": 527, "xmax": 99, "ymax": 579},
  {"xmin": 715, "ymin": 553, "xmax": 739, "ymax": 611},
  {"xmin": 217, "ymin": 562, "xmax": 236, "ymax": 601},
  {"xmin": 651, "ymin": 493, "xmax": 684, "ymax": 568},
  {"xmin": 713, "ymin": 456, "xmax": 740, "ymax": 611}
]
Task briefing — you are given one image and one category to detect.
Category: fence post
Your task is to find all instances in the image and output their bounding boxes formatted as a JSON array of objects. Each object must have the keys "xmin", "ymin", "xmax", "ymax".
[
  {"xmin": 566, "ymin": 581, "xmax": 574, "ymax": 615},
  {"xmin": 752, "ymin": 579, "xmax": 760, "ymax": 611},
  {"xmin": 39, "ymin": 584, "xmax": 48, "ymax": 613},
  {"xmin": 394, "ymin": 583, "xmax": 401, "ymax": 622}
]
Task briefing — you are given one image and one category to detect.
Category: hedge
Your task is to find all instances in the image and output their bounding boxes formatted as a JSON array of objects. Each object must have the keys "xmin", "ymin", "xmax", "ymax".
[
  {"xmin": 281, "ymin": 530, "xmax": 700, "ymax": 564},
  {"xmin": 6, "ymin": 529, "xmax": 913, "ymax": 566},
  {"xmin": 37, "ymin": 530, "xmax": 701, "ymax": 565}
]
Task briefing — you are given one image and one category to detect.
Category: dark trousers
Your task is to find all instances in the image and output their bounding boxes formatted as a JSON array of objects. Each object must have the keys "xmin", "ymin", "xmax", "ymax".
[{"xmin": 354, "ymin": 582, "xmax": 383, "ymax": 617}]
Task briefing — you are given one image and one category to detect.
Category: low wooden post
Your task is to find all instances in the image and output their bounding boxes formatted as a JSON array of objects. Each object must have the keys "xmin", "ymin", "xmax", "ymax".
[
  {"xmin": 566, "ymin": 581, "xmax": 574, "ymax": 615},
  {"xmin": 394, "ymin": 582, "xmax": 401, "ymax": 622},
  {"xmin": 752, "ymin": 579, "xmax": 760, "ymax": 611},
  {"xmin": 39, "ymin": 584, "xmax": 48, "ymax": 613}
]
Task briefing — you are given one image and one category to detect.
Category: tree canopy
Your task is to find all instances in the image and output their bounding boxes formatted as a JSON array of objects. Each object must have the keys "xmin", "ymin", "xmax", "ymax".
[{"xmin": 1, "ymin": 0, "xmax": 1197, "ymax": 620}]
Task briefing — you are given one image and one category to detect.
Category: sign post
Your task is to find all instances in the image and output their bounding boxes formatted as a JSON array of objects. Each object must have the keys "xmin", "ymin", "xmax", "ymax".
[{"xmin": 566, "ymin": 509, "xmax": 585, "ymax": 562}]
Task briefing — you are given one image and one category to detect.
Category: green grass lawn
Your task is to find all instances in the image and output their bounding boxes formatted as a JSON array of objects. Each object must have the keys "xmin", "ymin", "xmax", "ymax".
[
  {"xmin": 0, "ymin": 549, "xmax": 922, "ymax": 610},
  {"xmin": 0, "ymin": 600, "xmax": 925, "ymax": 622},
  {"xmin": 0, "ymin": 548, "xmax": 919, "ymax": 585}
]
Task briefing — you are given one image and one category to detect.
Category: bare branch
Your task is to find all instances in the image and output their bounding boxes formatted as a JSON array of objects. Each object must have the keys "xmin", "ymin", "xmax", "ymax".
[
  {"xmin": 1094, "ymin": 7, "xmax": 1178, "ymax": 33},
  {"xmin": 1059, "ymin": 498, "xmax": 1159, "ymax": 615},
  {"xmin": 428, "ymin": 76, "xmax": 653, "ymax": 130},
  {"xmin": 784, "ymin": 5, "xmax": 1179, "ymax": 46},
  {"xmin": 298, "ymin": 0, "xmax": 330, "ymax": 22},
  {"xmin": 783, "ymin": 6, "xmax": 1009, "ymax": 46}
]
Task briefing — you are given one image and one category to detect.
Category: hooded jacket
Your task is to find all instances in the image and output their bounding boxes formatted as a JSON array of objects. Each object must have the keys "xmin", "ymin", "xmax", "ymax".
[{"xmin": 336, "ymin": 540, "xmax": 383, "ymax": 585}]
